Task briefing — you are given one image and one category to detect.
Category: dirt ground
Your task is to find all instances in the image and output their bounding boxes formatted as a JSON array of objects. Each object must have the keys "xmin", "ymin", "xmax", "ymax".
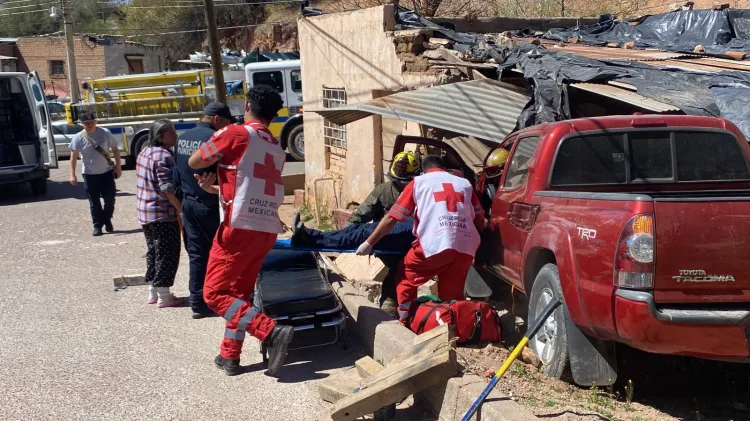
[{"xmin": 459, "ymin": 332, "xmax": 750, "ymax": 421}]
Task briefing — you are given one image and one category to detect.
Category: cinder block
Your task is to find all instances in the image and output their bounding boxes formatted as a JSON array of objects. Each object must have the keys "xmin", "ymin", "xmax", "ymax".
[
  {"xmin": 293, "ymin": 189, "xmax": 305, "ymax": 209},
  {"xmin": 417, "ymin": 279, "xmax": 439, "ymax": 298},
  {"xmin": 332, "ymin": 209, "xmax": 353, "ymax": 229},
  {"xmin": 334, "ymin": 254, "xmax": 388, "ymax": 284}
]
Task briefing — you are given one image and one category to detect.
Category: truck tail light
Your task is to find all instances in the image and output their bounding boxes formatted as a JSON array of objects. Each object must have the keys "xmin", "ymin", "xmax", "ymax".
[{"xmin": 614, "ymin": 214, "xmax": 655, "ymax": 290}]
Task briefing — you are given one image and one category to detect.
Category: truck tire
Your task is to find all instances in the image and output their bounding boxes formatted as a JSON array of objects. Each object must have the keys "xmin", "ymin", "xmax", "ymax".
[
  {"xmin": 132, "ymin": 133, "xmax": 149, "ymax": 159},
  {"xmin": 528, "ymin": 263, "xmax": 570, "ymax": 379},
  {"xmin": 287, "ymin": 124, "xmax": 305, "ymax": 162},
  {"xmin": 30, "ymin": 178, "xmax": 47, "ymax": 195}
]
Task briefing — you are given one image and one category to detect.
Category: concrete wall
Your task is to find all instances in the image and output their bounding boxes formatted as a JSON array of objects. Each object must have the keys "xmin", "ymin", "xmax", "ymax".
[
  {"xmin": 103, "ymin": 38, "xmax": 165, "ymax": 76},
  {"xmin": 17, "ymin": 36, "xmax": 106, "ymax": 97},
  {"xmin": 298, "ymin": 5, "xmax": 438, "ymax": 207}
]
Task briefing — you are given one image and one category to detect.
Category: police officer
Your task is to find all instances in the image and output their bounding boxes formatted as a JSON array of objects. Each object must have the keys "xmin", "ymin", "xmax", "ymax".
[{"xmin": 173, "ymin": 103, "xmax": 235, "ymax": 319}]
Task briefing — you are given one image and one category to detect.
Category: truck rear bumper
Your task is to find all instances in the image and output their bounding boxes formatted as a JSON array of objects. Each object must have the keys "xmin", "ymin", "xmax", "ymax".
[
  {"xmin": 0, "ymin": 168, "xmax": 48, "ymax": 185},
  {"xmin": 614, "ymin": 289, "xmax": 750, "ymax": 361}
]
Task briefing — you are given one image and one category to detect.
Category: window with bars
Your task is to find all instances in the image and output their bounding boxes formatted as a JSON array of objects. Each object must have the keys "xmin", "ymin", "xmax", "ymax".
[
  {"xmin": 49, "ymin": 60, "xmax": 65, "ymax": 78},
  {"xmin": 323, "ymin": 87, "xmax": 347, "ymax": 151}
]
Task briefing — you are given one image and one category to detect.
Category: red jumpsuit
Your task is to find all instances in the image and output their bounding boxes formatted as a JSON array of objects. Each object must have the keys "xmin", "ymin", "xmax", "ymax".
[
  {"xmin": 200, "ymin": 121, "xmax": 285, "ymax": 361},
  {"xmin": 388, "ymin": 168, "xmax": 485, "ymax": 322}
]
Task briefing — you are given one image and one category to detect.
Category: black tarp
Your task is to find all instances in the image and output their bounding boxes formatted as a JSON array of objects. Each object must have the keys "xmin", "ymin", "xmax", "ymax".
[
  {"xmin": 542, "ymin": 9, "xmax": 750, "ymax": 55},
  {"xmin": 499, "ymin": 46, "xmax": 750, "ymax": 138}
]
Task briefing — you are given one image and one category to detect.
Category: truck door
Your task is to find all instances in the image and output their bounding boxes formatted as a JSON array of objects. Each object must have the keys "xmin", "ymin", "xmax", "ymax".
[
  {"xmin": 285, "ymin": 68, "xmax": 303, "ymax": 110},
  {"xmin": 491, "ymin": 135, "xmax": 542, "ymax": 288},
  {"xmin": 27, "ymin": 72, "xmax": 58, "ymax": 169},
  {"xmin": 393, "ymin": 135, "xmax": 474, "ymax": 181},
  {"xmin": 249, "ymin": 70, "xmax": 288, "ymax": 107}
]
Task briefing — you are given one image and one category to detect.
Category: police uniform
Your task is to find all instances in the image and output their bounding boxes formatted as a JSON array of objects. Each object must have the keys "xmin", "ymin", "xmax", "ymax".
[{"xmin": 173, "ymin": 121, "xmax": 220, "ymax": 316}]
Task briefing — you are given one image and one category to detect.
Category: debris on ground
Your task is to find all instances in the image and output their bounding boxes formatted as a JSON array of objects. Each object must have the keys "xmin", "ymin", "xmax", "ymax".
[
  {"xmin": 320, "ymin": 324, "xmax": 457, "ymax": 421},
  {"xmin": 457, "ymin": 342, "xmax": 750, "ymax": 421}
]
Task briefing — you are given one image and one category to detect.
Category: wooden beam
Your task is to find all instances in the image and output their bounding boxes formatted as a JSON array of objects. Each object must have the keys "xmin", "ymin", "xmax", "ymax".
[
  {"xmin": 330, "ymin": 349, "xmax": 457, "ymax": 421},
  {"xmin": 428, "ymin": 60, "xmax": 498, "ymax": 70},
  {"xmin": 355, "ymin": 356, "xmax": 384, "ymax": 378}
]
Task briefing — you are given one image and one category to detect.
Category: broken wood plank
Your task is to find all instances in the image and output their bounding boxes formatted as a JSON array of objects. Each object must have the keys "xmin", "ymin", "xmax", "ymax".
[
  {"xmin": 427, "ymin": 60, "xmax": 498, "ymax": 69},
  {"xmin": 113, "ymin": 274, "xmax": 148, "ymax": 287},
  {"xmin": 356, "ymin": 356, "xmax": 384, "ymax": 378},
  {"xmin": 428, "ymin": 37, "xmax": 452, "ymax": 46},
  {"xmin": 413, "ymin": 322, "xmax": 454, "ymax": 346},
  {"xmin": 725, "ymin": 51, "xmax": 747, "ymax": 60},
  {"xmin": 330, "ymin": 348, "xmax": 457, "ymax": 421},
  {"xmin": 319, "ymin": 367, "xmax": 360, "ymax": 404},
  {"xmin": 377, "ymin": 325, "xmax": 455, "ymax": 372}
]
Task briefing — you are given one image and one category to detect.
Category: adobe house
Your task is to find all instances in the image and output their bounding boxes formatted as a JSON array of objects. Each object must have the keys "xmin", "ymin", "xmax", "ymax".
[{"xmin": 298, "ymin": 4, "xmax": 587, "ymax": 217}]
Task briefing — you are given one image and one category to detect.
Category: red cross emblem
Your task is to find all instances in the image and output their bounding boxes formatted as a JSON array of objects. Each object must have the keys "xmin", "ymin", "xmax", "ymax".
[
  {"xmin": 253, "ymin": 153, "xmax": 283, "ymax": 196},
  {"xmin": 433, "ymin": 183, "xmax": 464, "ymax": 212}
]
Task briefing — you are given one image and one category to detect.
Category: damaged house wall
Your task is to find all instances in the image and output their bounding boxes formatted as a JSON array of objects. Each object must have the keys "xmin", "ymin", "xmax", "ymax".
[{"xmin": 298, "ymin": 5, "xmax": 441, "ymax": 208}]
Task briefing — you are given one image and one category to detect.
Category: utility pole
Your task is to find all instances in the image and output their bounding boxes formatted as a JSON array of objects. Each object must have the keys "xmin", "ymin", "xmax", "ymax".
[
  {"xmin": 203, "ymin": 0, "xmax": 226, "ymax": 103},
  {"xmin": 60, "ymin": 0, "xmax": 80, "ymax": 103}
]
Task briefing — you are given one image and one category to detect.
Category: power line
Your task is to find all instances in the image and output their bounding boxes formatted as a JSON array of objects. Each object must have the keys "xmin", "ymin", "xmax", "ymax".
[
  {"xmin": 122, "ymin": 19, "xmax": 295, "ymax": 37},
  {"xmin": 0, "ymin": 1, "xmax": 53, "ymax": 12},
  {"xmin": 115, "ymin": 0, "xmax": 300, "ymax": 9},
  {"xmin": 0, "ymin": 7, "xmax": 53, "ymax": 17}
]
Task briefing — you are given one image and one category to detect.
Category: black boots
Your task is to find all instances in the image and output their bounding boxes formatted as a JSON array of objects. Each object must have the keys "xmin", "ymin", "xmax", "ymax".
[
  {"xmin": 92, "ymin": 227, "xmax": 103, "ymax": 237},
  {"xmin": 104, "ymin": 221, "xmax": 114, "ymax": 233},
  {"xmin": 214, "ymin": 355, "xmax": 242, "ymax": 376},
  {"xmin": 290, "ymin": 213, "xmax": 313, "ymax": 246},
  {"xmin": 265, "ymin": 325, "xmax": 294, "ymax": 376}
]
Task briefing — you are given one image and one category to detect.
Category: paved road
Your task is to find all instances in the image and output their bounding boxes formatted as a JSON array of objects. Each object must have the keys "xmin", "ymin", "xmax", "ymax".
[{"xmin": 0, "ymin": 164, "xmax": 362, "ymax": 421}]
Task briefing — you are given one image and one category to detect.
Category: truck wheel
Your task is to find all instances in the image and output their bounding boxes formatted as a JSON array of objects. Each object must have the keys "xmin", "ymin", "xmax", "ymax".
[
  {"xmin": 528, "ymin": 264, "xmax": 569, "ymax": 379},
  {"xmin": 132, "ymin": 133, "xmax": 149, "ymax": 159},
  {"xmin": 287, "ymin": 125, "xmax": 305, "ymax": 162},
  {"xmin": 30, "ymin": 178, "xmax": 47, "ymax": 195}
]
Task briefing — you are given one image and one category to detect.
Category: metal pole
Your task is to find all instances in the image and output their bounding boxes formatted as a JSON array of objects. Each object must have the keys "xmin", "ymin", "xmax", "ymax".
[
  {"xmin": 61, "ymin": 0, "xmax": 80, "ymax": 103},
  {"xmin": 202, "ymin": 0, "xmax": 226, "ymax": 103}
]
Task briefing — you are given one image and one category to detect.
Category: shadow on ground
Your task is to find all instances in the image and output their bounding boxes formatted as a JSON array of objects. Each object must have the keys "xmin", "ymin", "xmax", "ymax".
[
  {"xmin": 274, "ymin": 342, "xmax": 365, "ymax": 384},
  {"xmin": 0, "ymin": 179, "xmax": 134, "ymax": 205}
]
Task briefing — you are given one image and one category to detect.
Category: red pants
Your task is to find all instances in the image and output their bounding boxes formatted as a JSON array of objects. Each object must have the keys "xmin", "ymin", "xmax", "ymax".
[
  {"xmin": 395, "ymin": 243, "xmax": 473, "ymax": 321},
  {"xmin": 204, "ymin": 224, "xmax": 277, "ymax": 360}
]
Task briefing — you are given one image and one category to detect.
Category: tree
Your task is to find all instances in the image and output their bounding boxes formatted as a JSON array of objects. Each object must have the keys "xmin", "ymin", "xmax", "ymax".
[{"xmin": 122, "ymin": 0, "xmax": 267, "ymax": 69}]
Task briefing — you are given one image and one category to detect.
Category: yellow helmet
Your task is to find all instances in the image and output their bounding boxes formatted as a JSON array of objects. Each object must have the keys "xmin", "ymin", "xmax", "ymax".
[
  {"xmin": 484, "ymin": 148, "xmax": 509, "ymax": 178},
  {"xmin": 388, "ymin": 151, "xmax": 421, "ymax": 181}
]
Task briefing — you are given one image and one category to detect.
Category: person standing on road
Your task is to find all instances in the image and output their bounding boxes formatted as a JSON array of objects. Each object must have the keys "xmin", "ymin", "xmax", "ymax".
[
  {"xmin": 69, "ymin": 112, "xmax": 123, "ymax": 236},
  {"xmin": 188, "ymin": 85, "xmax": 294, "ymax": 377},
  {"xmin": 173, "ymin": 103, "xmax": 234, "ymax": 319},
  {"xmin": 136, "ymin": 119, "xmax": 183, "ymax": 308},
  {"xmin": 356, "ymin": 155, "xmax": 484, "ymax": 324}
]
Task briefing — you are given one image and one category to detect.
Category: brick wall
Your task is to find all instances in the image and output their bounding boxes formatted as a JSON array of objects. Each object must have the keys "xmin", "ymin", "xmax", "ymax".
[
  {"xmin": 17, "ymin": 36, "xmax": 106, "ymax": 98},
  {"xmin": 103, "ymin": 38, "xmax": 165, "ymax": 76}
]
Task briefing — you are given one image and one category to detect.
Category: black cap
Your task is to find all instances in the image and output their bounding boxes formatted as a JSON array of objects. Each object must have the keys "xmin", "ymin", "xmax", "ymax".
[
  {"xmin": 80, "ymin": 111, "xmax": 97, "ymax": 122},
  {"xmin": 204, "ymin": 102, "xmax": 237, "ymax": 123}
]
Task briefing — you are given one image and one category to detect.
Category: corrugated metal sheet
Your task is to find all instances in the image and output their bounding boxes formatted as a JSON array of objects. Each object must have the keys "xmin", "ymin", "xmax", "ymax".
[
  {"xmin": 570, "ymin": 83, "xmax": 681, "ymax": 112},
  {"xmin": 311, "ymin": 79, "xmax": 530, "ymax": 142},
  {"xmin": 443, "ymin": 136, "xmax": 493, "ymax": 170}
]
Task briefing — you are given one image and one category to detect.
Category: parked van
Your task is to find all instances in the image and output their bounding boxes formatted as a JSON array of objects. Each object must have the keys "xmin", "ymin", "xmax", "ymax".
[
  {"xmin": 245, "ymin": 60, "xmax": 304, "ymax": 161},
  {"xmin": 0, "ymin": 72, "xmax": 57, "ymax": 195}
]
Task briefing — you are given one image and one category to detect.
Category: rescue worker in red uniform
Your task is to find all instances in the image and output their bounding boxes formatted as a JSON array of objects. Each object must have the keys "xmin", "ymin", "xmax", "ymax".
[
  {"xmin": 188, "ymin": 85, "xmax": 294, "ymax": 376},
  {"xmin": 356, "ymin": 155, "xmax": 485, "ymax": 323}
]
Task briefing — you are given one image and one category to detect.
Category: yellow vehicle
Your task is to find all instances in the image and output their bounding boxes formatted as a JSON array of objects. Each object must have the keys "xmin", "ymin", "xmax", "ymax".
[
  {"xmin": 66, "ymin": 69, "xmax": 246, "ymax": 167},
  {"xmin": 67, "ymin": 60, "xmax": 306, "ymax": 165}
]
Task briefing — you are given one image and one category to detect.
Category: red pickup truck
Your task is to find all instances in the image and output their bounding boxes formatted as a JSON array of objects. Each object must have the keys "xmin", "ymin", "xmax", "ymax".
[{"xmin": 394, "ymin": 114, "xmax": 750, "ymax": 386}]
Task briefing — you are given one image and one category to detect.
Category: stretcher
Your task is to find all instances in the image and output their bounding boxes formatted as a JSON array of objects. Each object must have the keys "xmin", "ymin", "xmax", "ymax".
[
  {"xmin": 254, "ymin": 248, "xmax": 347, "ymax": 362},
  {"xmin": 273, "ymin": 238, "xmax": 405, "ymax": 254}
]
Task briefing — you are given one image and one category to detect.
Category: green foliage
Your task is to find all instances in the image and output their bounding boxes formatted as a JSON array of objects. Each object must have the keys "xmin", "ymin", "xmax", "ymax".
[
  {"xmin": 122, "ymin": 0, "xmax": 268, "ymax": 69},
  {"xmin": 0, "ymin": 0, "xmax": 119, "ymax": 37}
]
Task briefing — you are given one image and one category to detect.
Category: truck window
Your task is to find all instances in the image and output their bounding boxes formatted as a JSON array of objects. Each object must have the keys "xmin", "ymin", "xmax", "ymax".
[
  {"xmin": 551, "ymin": 130, "xmax": 750, "ymax": 186},
  {"xmin": 675, "ymin": 132, "xmax": 750, "ymax": 181},
  {"xmin": 504, "ymin": 136, "xmax": 541, "ymax": 189},
  {"xmin": 252, "ymin": 71, "xmax": 284, "ymax": 93},
  {"xmin": 291, "ymin": 70, "xmax": 302, "ymax": 92}
]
